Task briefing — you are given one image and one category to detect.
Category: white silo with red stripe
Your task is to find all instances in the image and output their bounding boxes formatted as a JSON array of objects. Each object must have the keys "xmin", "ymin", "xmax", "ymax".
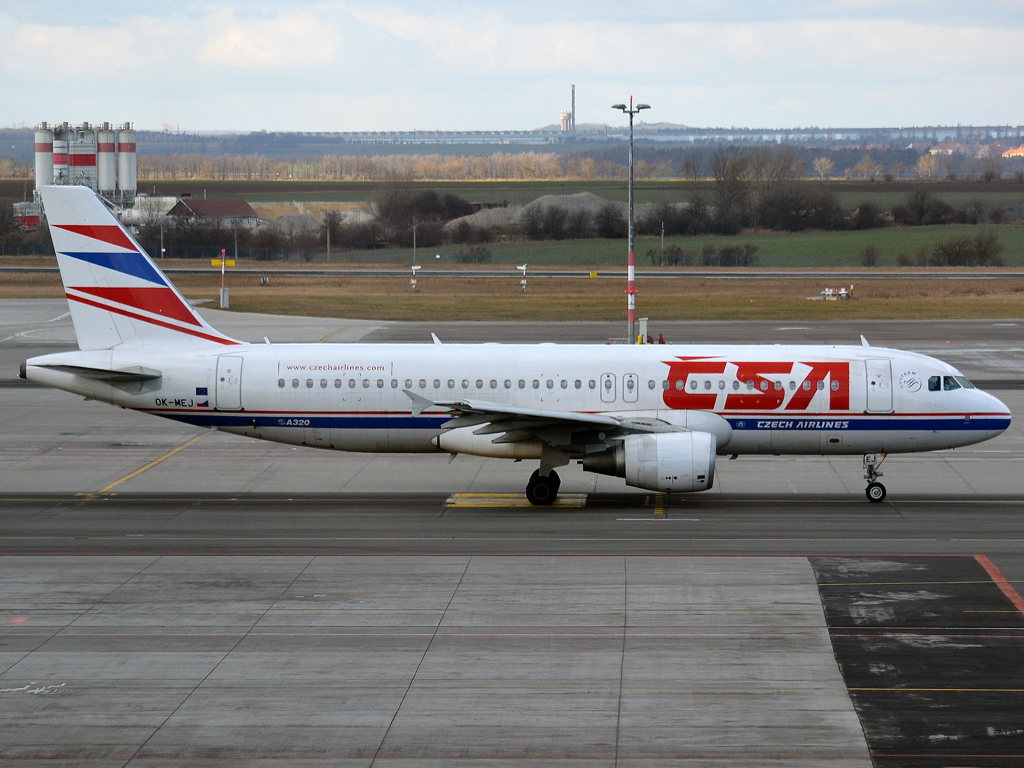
[
  {"xmin": 69, "ymin": 122, "xmax": 98, "ymax": 188},
  {"xmin": 117, "ymin": 123, "xmax": 137, "ymax": 197},
  {"xmin": 34, "ymin": 122, "xmax": 54, "ymax": 189},
  {"xmin": 53, "ymin": 123, "xmax": 70, "ymax": 184},
  {"xmin": 97, "ymin": 122, "xmax": 116, "ymax": 196}
]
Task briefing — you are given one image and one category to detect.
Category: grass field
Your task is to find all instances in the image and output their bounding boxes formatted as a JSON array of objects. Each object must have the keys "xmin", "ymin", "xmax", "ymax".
[{"xmin": 7, "ymin": 263, "xmax": 1023, "ymax": 321}]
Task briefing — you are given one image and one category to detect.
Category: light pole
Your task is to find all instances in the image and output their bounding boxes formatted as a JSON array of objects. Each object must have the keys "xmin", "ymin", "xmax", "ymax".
[{"xmin": 612, "ymin": 97, "xmax": 650, "ymax": 344}]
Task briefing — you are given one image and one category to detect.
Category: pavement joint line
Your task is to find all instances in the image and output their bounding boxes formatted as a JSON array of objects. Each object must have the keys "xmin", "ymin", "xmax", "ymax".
[
  {"xmin": 95, "ymin": 432, "xmax": 208, "ymax": 494},
  {"xmin": 316, "ymin": 326, "xmax": 350, "ymax": 343}
]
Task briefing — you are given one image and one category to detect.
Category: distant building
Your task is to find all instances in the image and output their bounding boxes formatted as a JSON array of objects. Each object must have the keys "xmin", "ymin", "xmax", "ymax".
[
  {"xmin": 1003, "ymin": 145, "xmax": 1024, "ymax": 158},
  {"xmin": 166, "ymin": 198, "xmax": 260, "ymax": 229},
  {"xmin": 928, "ymin": 142, "xmax": 962, "ymax": 155}
]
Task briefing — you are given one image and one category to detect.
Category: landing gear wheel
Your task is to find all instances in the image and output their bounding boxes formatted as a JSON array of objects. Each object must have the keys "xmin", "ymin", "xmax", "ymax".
[
  {"xmin": 526, "ymin": 469, "xmax": 560, "ymax": 506},
  {"xmin": 865, "ymin": 482, "xmax": 886, "ymax": 503}
]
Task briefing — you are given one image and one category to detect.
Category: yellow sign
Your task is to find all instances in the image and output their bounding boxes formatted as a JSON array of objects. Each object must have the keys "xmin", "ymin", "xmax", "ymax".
[
  {"xmin": 212, "ymin": 260, "xmax": 235, "ymax": 267},
  {"xmin": 589, "ymin": 271, "xmax": 598, "ymax": 278}
]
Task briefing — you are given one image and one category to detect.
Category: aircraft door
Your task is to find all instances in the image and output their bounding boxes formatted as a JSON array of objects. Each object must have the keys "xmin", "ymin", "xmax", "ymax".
[
  {"xmin": 601, "ymin": 373, "xmax": 616, "ymax": 403},
  {"xmin": 215, "ymin": 356, "xmax": 243, "ymax": 411},
  {"xmin": 623, "ymin": 373, "xmax": 639, "ymax": 403},
  {"xmin": 865, "ymin": 359, "xmax": 893, "ymax": 413}
]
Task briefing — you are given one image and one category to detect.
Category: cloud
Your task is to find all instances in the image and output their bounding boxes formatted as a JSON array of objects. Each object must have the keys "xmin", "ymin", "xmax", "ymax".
[{"xmin": 199, "ymin": 11, "xmax": 339, "ymax": 68}]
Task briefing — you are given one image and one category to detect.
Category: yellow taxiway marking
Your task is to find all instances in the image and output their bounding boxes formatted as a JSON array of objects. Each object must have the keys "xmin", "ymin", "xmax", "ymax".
[
  {"xmin": 318, "ymin": 326, "xmax": 351, "ymax": 343},
  {"xmin": 654, "ymin": 495, "xmax": 665, "ymax": 515},
  {"xmin": 97, "ymin": 433, "xmax": 208, "ymax": 493},
  {"xmin": 446, "ymin": 493, "xmax": 587, "ymax": 508}
]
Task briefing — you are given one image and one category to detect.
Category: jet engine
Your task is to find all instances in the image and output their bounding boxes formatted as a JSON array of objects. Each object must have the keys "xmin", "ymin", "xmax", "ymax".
[{"xmin": 582, "ymin": 431, "xmax": 716, "ymax": 493}]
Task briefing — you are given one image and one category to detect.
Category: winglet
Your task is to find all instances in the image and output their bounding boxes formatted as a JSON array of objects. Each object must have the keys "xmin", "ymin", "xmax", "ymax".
[
  {"xmin": 404, "ymin": 389, "xmax": 435, "ymax": 416},
  {"xmin": 860, "ymin": 335, "xmax": 870, "ymax": 347},
  {"xmin": 431, "ymin": 333, "xmax": 442, "ymax": 345}
]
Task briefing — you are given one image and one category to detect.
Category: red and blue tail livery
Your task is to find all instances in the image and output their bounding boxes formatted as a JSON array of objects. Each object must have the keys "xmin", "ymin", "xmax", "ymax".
[{"xmin": 40, "ymin": 186, "xmax": 238, "ymax": 350}]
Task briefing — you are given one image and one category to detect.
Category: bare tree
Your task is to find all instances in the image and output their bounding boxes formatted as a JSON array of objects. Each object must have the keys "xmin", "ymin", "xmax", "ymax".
[
  {"xmin": 890, "ymin": 161, "xmax": 905, "ymax": 179},
  {"xmin": 916, "ymin": 154, "xmax": 938, "ymax": 179},
  {"xmin": 812, "ymin": 157, "xmax": 835, "ymax": 179}
]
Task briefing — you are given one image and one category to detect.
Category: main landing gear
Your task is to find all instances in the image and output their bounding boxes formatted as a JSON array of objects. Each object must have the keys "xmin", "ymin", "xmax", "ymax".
[
  {"xmin": 863, "ymin": 453, "xmax": 887, "ymax": 502},
  {"xmin": 526, "ymin": 469, "xmax": 560, "ymax": 506}
]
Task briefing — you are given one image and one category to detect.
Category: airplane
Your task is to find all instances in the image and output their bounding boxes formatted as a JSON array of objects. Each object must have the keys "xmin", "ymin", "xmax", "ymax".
[{"xmin": 20, "ymin": 186, "xmax": 1012, "ymax": 504}]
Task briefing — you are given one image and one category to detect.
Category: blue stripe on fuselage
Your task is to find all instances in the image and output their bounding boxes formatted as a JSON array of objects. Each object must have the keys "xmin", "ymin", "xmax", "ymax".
[{"xmin": 151, "ymin": 412, "xmax": 1010, "ymax": 433}]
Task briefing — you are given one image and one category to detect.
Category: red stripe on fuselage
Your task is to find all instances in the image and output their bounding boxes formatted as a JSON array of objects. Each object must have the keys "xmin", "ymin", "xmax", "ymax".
[
  {"xmin": 70, "ymin": 286, "xmax": 202, "ymax": 326},
  {"xmin": 55, "ymin": 224, "xmax": 137, "ymax": 251},
  {"xmin": 66, "ymin": 293, "xmax": 239, "ymax": 345}
]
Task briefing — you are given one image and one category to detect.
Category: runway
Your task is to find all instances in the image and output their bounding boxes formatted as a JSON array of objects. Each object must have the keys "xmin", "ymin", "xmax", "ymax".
[{"xmin": 4, "ymin": 299, "xmax": 1024, "ymax": 765}]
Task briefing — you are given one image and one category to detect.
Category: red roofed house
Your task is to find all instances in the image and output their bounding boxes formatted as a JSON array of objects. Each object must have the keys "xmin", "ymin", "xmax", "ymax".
[
  {"xmin": 166, "ymin": 198, "xmax": 261, "ymax": 229},
  {"xmin": 1003, "ymin": 145, "xmax": 1024, "ymax": 158}
]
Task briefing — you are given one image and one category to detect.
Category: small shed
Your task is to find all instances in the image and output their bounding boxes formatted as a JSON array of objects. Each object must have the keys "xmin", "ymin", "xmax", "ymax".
[{"xmin": 166, "ymin": 198, "xmax": 260, "ymax": 229}]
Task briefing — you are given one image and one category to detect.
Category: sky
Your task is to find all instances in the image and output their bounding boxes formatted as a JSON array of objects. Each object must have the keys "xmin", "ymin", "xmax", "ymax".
[{"xmin": 3, "ymin": 1, "xmax": 1024, "ymax": 133}]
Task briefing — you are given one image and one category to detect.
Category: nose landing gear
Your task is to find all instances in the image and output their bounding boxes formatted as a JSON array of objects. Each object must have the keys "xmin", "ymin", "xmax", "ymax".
[
  {"xmin": 863, "ymin": 453, "xmax": 886, "ymax": 502},
  {"xmin": 526, "ymin": 469, "xmax": 560, "ymax": 506}
]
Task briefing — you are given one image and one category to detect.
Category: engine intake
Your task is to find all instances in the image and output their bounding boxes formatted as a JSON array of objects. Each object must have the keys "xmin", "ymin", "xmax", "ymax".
[{"xmin": 583, "ymin": 431, "xmax": 716, "ymax": 493}]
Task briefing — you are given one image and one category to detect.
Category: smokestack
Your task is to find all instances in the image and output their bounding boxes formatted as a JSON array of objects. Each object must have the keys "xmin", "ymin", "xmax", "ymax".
[{"xmin": 571, "ymin": 84, "xmax": 576, "ymax": 135}]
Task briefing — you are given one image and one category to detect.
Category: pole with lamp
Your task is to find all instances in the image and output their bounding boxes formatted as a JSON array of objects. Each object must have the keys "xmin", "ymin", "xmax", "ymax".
[{"xmin": 611, "ymin": 97, "xmax": 650, "ymax": 344}]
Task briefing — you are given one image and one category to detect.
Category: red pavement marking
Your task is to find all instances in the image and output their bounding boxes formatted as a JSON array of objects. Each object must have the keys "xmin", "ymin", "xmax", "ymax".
[
  {"xmin": 975, "ymin": 555, "xmax": 1024, "ymax": 616},
  {"xmin": 4, "ymin": 616, "xmax": 28, "ymax": 626}
]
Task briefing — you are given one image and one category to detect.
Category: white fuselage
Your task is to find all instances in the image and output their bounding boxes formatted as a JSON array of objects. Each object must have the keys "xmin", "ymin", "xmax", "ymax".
[{"xmin": 27, "ymin": 342, "xmax": 1011, "ymax": 457}]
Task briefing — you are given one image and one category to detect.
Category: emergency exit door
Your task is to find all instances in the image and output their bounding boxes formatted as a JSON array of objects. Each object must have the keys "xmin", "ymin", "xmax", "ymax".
[
  {"xmin": 600, "ymin": 373, "xmax": 616, "ymax": 403},
  {"xmin": 216, "ymin": 356, "xmax": 243, "ymax": 410},
  {"xmin": 622, "ymin": 373, "xmax": 639, "ymax": 403},
  {"xmin": 865, "ymin": 359, "xmax": 892, "ymax": 413}
]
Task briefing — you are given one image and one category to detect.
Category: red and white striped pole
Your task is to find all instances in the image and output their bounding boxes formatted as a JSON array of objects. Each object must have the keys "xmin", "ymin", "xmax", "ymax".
[{"xmin": 613, "ymin": 97, "xmax": 649, "ymax": 344}]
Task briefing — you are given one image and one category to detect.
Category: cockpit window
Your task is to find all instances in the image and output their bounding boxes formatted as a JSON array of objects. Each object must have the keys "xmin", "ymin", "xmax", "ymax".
[
  {"xmin": 954, "ymin": 376, "xmax": 975, "ymax": 389},
  {"xmin": 943, "ymin": 376, "xmax": 961, "ymax": 391},
  {"xmin": 928, "ymin": 376, "xmax": 940, "ymax": 392}
]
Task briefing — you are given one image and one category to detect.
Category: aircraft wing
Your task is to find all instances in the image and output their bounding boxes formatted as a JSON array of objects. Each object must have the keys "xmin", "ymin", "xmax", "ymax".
[{"xmin": 404, "ymin": 390, "xmax": 675, "ymax": 448}]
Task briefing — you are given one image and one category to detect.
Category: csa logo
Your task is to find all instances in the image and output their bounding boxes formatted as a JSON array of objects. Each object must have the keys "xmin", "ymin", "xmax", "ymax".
[{"xmin": 899, "ymin": 371, "xmax": 922, "ymax": 392}]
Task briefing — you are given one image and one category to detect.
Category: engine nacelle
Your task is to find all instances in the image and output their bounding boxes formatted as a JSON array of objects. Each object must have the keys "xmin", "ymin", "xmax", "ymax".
[{"xmin": 582, "ymin": 431, "xmax": 716, "ymax": 493}]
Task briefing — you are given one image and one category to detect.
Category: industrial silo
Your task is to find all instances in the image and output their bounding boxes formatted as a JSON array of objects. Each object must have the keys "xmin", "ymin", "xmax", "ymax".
[
  {"xmin": 34, "ymin": 122, "xmax": 54, "ymax": 190},
  {"xmin": 97, "ymin": 122, "xmax": 116, "ymax": 196},
  {"xmin": 117, "ymin": 123, "xmax": 137, "ymax": 198},
  {"xmin": 52, "ymin": 123, "xmax": 69, "ymax": 184},
  {"xmin": 69, "ymin": 122, "xmax": 98, "ymax": 189}
]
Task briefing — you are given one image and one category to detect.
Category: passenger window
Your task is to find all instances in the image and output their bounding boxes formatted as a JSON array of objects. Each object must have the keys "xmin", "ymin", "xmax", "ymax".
[
  {"xmin": 462, "ymin": 379, "xmax": 469, "ymax": 388},
  {"xmin": 648, "ymin": 380, "xmax": 656, "ymax": 390},
  {"xmin": 377, "ymin": 379, "xmax": 384, "ymax": 388},
  {"xmin": 447, "ymin": 379, "xmax": 455, "ymax": 389},
  {"xmin": 546, "ymin": 380, "xmax": 554, "ymax": 389},
  {"xmin": 391, "ymin": 379, "xmax": 398, "ymax": 388},
  {"xmin": 718, "ymin": 380, "xmax": 725, "ymax": 390},
  {"xmin": 943, "ymin": 376, "xmax": 961, "ymax": 391},
  {"xmin": 336, "ymin": 379, "xmax": 343, "ymax": 388},
  {"xmin": 676, "ymin": 380, "xmax": 684, "ymax": 390},
  {"xmin": 349, "ymin": 379, "xmax": 356, "ymax": 389},
  {"xmin": 703, "ymin": 380, "xmax": 711, "ymax": 390},
  {"xmin": 490, "ymin": 380, "xmax": 497, "ymax": 389},
  {"xmin": 747, "ymin": 380, "xmax": 755, "ymax": 390},
  {"xmin": 292, "ymin": 379, "xmax": 299, "ymax": 388},
  {"xmin": 760, "ymin": 380, "xmax": 768, "ymax": 391},
  {"xmin": 405, "ymin": 379, "xmax": 413, "ymax": 389},
  {"xmin": 278, "ymin": 379, "xmax": 285, "ymax": 388},
  {"xmin": 419, "ymin": 379, "xmax": 426, "ymax": 389},
  {"xmin": 518, "ymin": 380, "xmax": 526, "ymax": 389},
  {"xmin": 831, "ymin": 380, "xmax": 839, "ymax": 391},
  {"xmin": 732, "ymin": 381, "xmax": 739, "ymax": 390},
  {"xmin": 788, "ymin": 381, "xmax": 795, "ymax": 390},
  {"xmin": 802, "ymin": 381, "xmax": 810, "ymax": 391},
  {"xmin": 662, "ymin": 380, "xmax": 669, "ymax": 390},
  {"xmin": 589, "ymin": 380, "xmax": 596, "ymax": 389},
  {"xmin": 504, "ymin": 380, "xmax": 512, "ymax": 389},
  {"xmin": 533, "ymin": 380, "xmax": 540, "ymax": 389},
  {"xmin": 320, "ymin": 379, "xmax": 328, "ymax": 388},
  {"xmin": 364, "ymin": 379, "xmax": 372, "ymax": 388},
  {"xmin": 306, "ymin": 379, "xmax": 313, "ymax": 388},
  {"xmin": 432, "ymin": 379, "xmax": 440, "ymax": 389},
  {"xmin": 689, "ymin": 380, "xmax": 697, "ymax": 390},
  {"xmin": 817, "ymin": 380, "xmax": 824, "ymax": 390},
  {"xmin": 575, "ymin": 380, "xmax": 583, "ymax": 389},
  {"xmin": 774, "ymin": 381, "xmax": 782, "ymax": 391},
  {"xmin": 475, "ymin": 379, "xmax": 483, "ymax": 389},
  {"xmin": 562, "ymin": 380, "xmax": 569, "ymax": 389}
]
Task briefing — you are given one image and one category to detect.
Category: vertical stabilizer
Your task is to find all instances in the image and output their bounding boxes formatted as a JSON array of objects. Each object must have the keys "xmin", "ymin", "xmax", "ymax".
[{"xmin": 39, "ymin": 185, "xmax": 239, "ymax": 351}]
